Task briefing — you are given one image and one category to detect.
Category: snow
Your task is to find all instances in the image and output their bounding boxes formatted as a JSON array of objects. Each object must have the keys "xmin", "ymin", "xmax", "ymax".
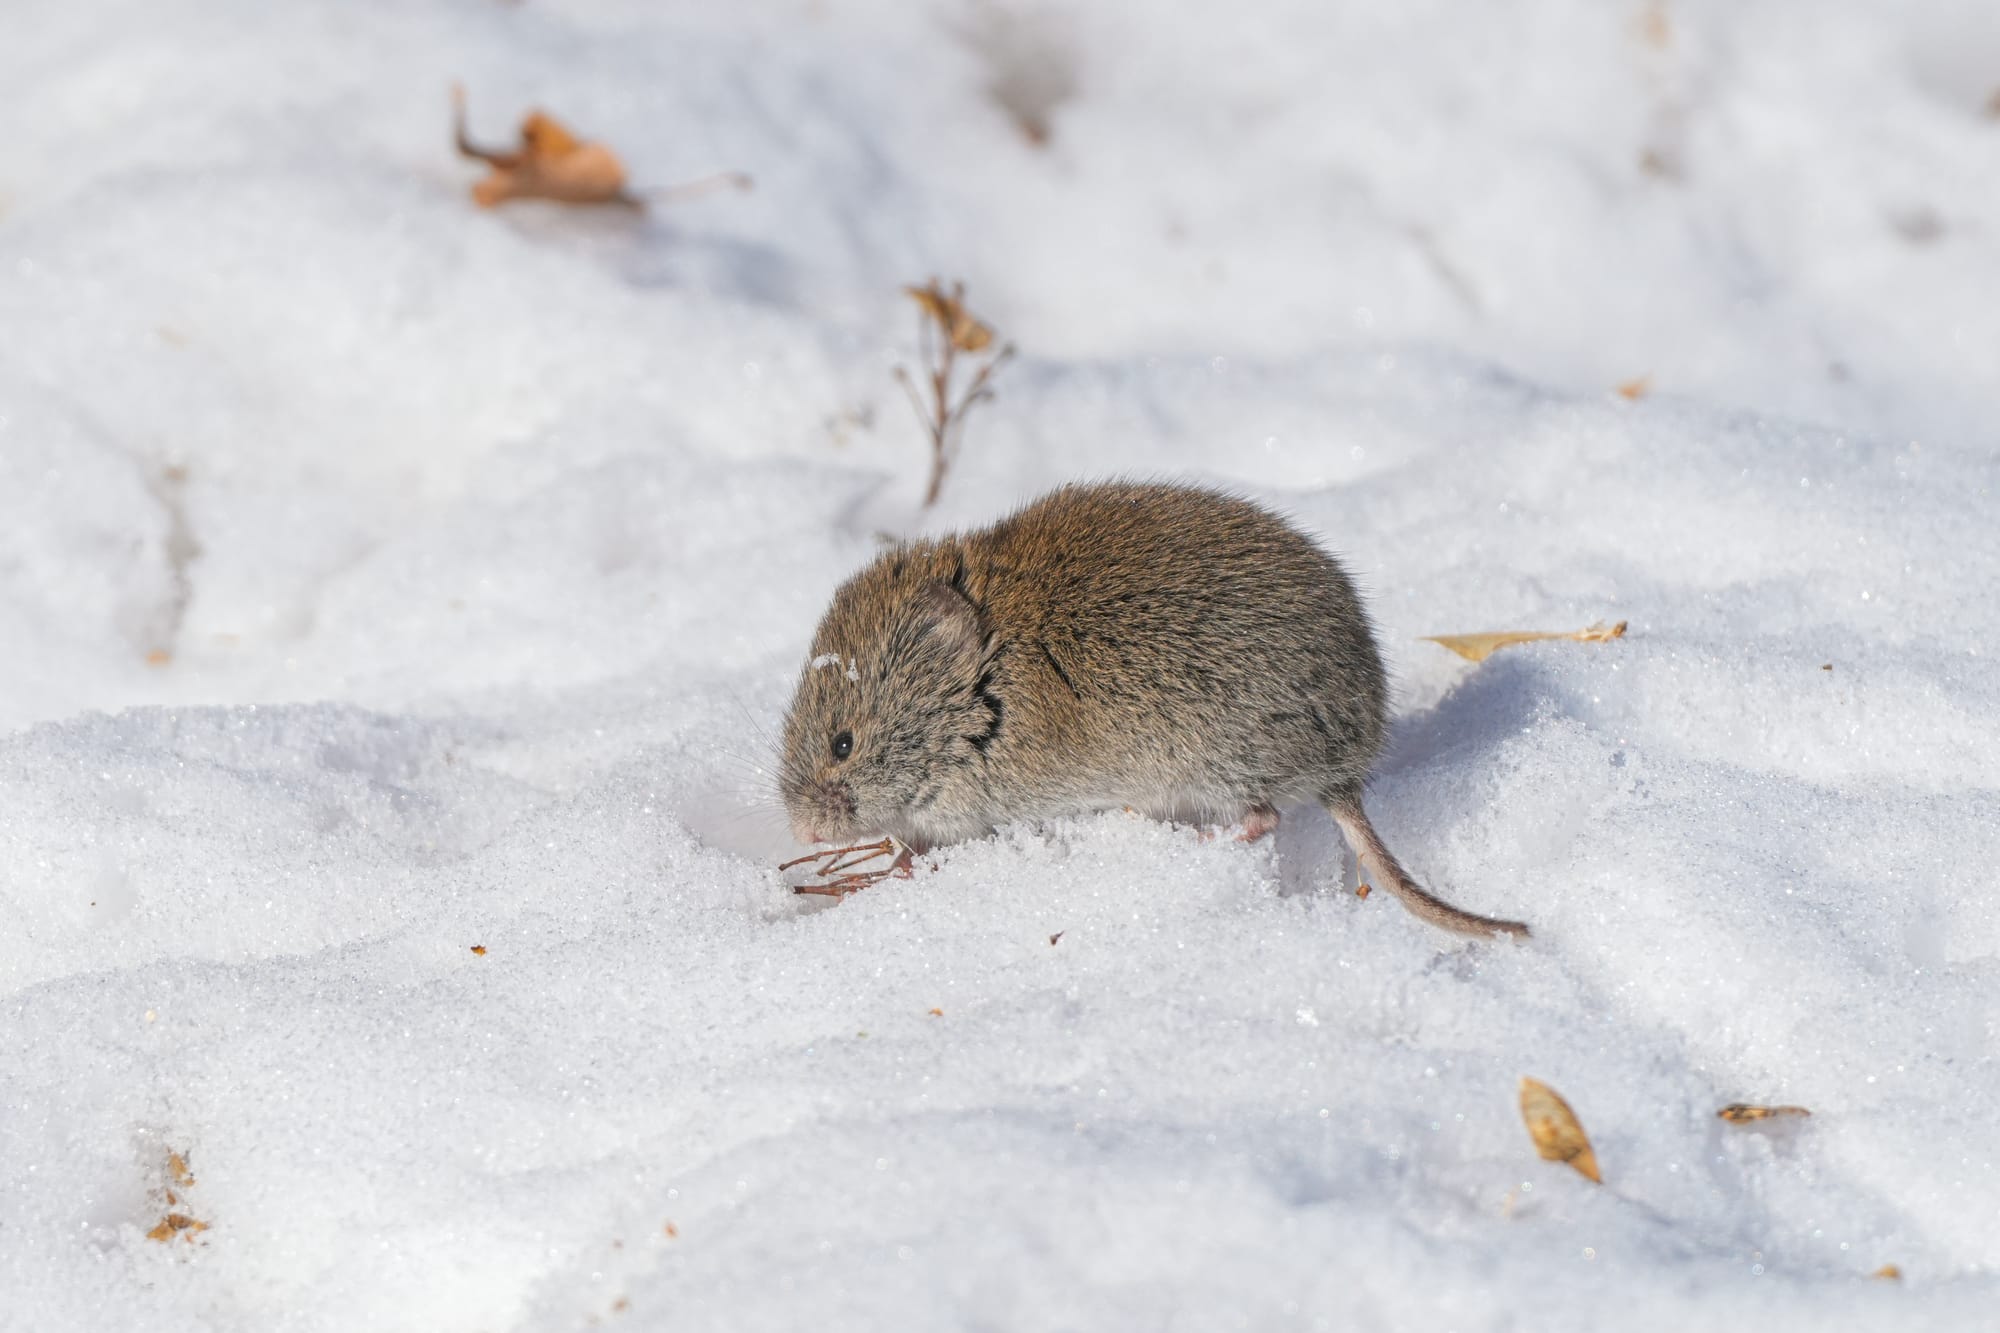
[{"xmin": 3, "ymin": 0, "xmax": 1998, "ymax": 1327}]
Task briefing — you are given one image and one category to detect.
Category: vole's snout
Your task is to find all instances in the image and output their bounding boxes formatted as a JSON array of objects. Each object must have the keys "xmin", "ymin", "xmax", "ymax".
[{"xmin": 789, "ymin": 778, "xmax": 860, "ymax": 846}]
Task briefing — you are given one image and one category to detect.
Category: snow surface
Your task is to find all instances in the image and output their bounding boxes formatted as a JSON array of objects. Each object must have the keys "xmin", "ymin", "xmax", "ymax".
[{"xmin": 4, "ymin": 0, "xmax": 1999, "ymax": 1328}]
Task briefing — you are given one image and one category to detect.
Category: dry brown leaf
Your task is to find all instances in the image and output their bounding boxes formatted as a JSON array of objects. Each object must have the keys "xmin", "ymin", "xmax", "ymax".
[
  {"xmin": 663, "ymin": 1221, "xmax": 679, "ymax": 1239},
  {"xmin": 928, "ymin": 1007, "xmax": 944, "ymax": 1017},
  {"xmin": 1519, "ymin": 1077, "xmax": 1602, "ymax": 1184},
  {"xmin": 167, "ymin": 1152, "xmax": 195, "ymax": 1189},
  {"xmin": 1049, "ymin": 931, "xmax": 1063, "ymax": 945},
  {"xmin": 454, "ymin": 84, "xmax": 630, "ymax": 207},
  {"xmin": 904, "ymin": 282, "xmax": 995, "ymax": 353},
  {"xmin": 145, "ymin": 649, "xmax": 172, "ymax": 667},
  {"xmin": 146, "ymin": 1212, "xmax": 209, "ymax": 1243},
  {"xmin": 1717, "ymin": 1102, "xmax": 1811, "ymax": 1123},
  {"xmin": 1873, "ymin": 1264, "xmax": 1902, "ymax": 1280},
  {"xmin": 470, "ymin": 945, "xmax": 488, "ymax": 955},
  {"xmin": 1616, "ymin": 375, "xmax": 1652, "ymax": 400},
  {"xmin": 1424, "ymin": 621, "xmax": 1627, "ymax": 664}
]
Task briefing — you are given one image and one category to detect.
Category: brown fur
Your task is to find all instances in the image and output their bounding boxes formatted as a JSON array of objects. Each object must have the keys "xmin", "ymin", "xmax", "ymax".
[{"xmin": 779, "ymin": 481, "xmax": 1528, "ymax": 940}]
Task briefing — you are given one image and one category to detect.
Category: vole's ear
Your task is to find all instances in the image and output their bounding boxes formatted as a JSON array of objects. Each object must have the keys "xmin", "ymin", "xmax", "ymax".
[{"xmin": 915, "ymin": 581, "xmax": 984, "ymax": 663}]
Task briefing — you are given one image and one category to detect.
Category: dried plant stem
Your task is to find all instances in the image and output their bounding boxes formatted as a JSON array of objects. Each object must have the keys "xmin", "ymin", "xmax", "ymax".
[
  {"xmin": 895, "ymin": 280, "xmax": 1014, "ymax": 507},
  {"xmin": 780, "ymin": 838, "xmax": 914, "ymax": 897},
  {"xmin": 778, "ymin": 839, "xmax": 895, "ymax": 872}
]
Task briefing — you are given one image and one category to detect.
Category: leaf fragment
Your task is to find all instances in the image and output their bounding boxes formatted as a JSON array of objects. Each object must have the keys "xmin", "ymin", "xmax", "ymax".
[
  {"xmin": 146, "ymin": 1212, "xmax": 209, "ymax": 1243},
  {"xmin": 1616, "ymin": 375, "xmax": 1652, "ymax": 400},
  {"xmin": 146, "ymin": 1147, "xmax": 210, "ymax": 1244},
  {"xmin": 470, "ymin": 945, "xmax": 488, "ymax": 955},
  {"xmin": 1424, "ymin": 621, "xmax": 1627, "ymax": 664},
  {"xmin": 1518, "ymin": 1077, "xmax": 1602, "ymax": 1184},
  {"xmin": 1873, "ymin": 1264, "xmax": 1902, "ymax": 1280},
  {"xmin": 1717, "ymin": 1102, "xmax": 1811, "ymax": 1123},
  {"xmin": 904, "ymin": 281, "xmax": 996, "ymax": 353}
]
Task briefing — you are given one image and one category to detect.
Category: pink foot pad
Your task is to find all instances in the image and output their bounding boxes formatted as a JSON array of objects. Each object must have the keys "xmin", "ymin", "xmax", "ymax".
[{"xmin": 1237, "ymin": 805, "xmax": 1281, "ymax": 842}]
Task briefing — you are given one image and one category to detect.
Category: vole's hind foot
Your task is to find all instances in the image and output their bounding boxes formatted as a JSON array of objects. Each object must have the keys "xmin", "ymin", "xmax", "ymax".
[
  {"xmin": 1237, "ymin": 804, "xmax": 1280, "ymax": 842},
  {"xmin": 1193, "ymin": 805, "xmax": 1280, "ymax": 843}
]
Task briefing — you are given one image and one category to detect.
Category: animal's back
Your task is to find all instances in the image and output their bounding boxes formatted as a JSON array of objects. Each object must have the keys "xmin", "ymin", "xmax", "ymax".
[{"xmin": 970, "ymin": 482, "xmax": 1388, "ymax": 820}]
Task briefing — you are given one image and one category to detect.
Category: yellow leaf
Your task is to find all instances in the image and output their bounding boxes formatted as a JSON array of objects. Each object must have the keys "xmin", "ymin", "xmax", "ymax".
[
  {"xmin": 903, "ymin": 282, "xmax": 996, "ymax": 353},
  {"xmin": 1519, "ymin": 1077, "xmax": 1602, "ymax": 1183},
  {"xmin": 951, "ymin": 316, "xmax": 995, "ymax": 354},
  {"xmin": 1873, "ymin": 1264, "xmax": 1902, "ymax": 1280},
  {"xmin": 1424, "ymin": 621, "xmax": 1627, "ymax": 663},
  {"xmin": 1717, "ymin": 1102, "xmax": 1811, "ymax": 1123},
  {"xmin": 904, "ymin": 282, "xmax": 956, "ymax": 331},
  {"xmin": 146, "ymin": 1213, "xmax": 209, "ymax": 1243}
]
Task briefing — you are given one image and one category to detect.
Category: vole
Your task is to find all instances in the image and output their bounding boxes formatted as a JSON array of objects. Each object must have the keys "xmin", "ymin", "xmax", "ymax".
[{"xmin": 778, "ymin": 481, "xmax": 1528, "ymax": 940}]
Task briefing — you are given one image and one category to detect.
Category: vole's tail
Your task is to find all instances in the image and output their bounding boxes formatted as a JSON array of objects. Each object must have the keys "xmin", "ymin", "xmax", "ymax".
[{"xmin": 1325, "ymin": 789, "xmax": 1530, "ymax": 940}]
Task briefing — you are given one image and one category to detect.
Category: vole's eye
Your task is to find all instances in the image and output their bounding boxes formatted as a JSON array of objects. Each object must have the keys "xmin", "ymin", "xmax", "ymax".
[{"xmin": 831, "ymin": 730, "xmax": 854, "ymax": 761}]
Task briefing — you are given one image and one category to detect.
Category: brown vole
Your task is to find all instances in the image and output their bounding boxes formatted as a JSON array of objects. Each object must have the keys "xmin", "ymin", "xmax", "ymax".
[{"xmin": 778, "ymin": 481, "xmax": 1528, "ymax": 940}]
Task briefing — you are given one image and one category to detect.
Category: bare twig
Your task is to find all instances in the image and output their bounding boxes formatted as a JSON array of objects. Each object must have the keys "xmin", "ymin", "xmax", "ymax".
[
  {"xmin": 781, "ymin": 838, "xmax": 914, "ymax": 897},
  {"xmin": 778, "ymin": 838, "xmax": 894, "ymax": 872}
]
